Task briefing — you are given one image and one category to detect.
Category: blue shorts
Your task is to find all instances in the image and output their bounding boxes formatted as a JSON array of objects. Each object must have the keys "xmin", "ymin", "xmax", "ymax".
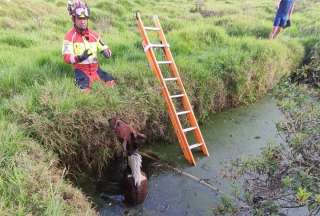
[
  {"xmin": 273, "ymin": 0, "xmax": 293, "ymax": 27},
  {"xmin": 75, "ymin": 68, "xmax": 114, "ymax": 89},
  {"xmin": 273, "ymin": 14, "xmax": 288, "ymax": 27}
]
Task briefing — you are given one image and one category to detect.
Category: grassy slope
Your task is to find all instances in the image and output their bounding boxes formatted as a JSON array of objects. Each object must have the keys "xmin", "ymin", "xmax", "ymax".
[{"xmin": 0, "ymin": 0, "xmax": 318, "ymax": 214}]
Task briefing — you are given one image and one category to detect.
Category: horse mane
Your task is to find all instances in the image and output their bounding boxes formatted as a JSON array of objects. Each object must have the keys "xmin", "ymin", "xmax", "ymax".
[{"xmin": 128, "ymin": 152, "xmax": 142, "ymax": 187}]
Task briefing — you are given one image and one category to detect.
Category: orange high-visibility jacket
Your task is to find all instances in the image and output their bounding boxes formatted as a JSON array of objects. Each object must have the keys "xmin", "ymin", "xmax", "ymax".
[{"xmin": 62, "ymin": 27, "xmax": 109, "ymax": 74}]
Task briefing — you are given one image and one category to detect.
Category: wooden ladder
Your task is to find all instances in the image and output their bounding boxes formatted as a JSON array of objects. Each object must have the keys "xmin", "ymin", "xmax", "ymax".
[{"xmin": 136, "ymin": 12, "xmax": 209, "ymax": 166}]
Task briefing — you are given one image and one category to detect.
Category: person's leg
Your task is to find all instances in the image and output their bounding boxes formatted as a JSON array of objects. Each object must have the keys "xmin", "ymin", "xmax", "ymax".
[
  {"xmin": 272, "ymin": 26, "xmax": 282, "ymax": 39},
  {"xmin": 273, "ymin": 17, "xmax": 287, "ymax": 39},
  {"xmin": 97, "ymin": 67, "xmax": 116, "ymax": 88},
  {"xmin": 270, "ymin": 15, "xmax": 281, "ymax": 39},
  {"xmin": 269, "ymin": 26, "xmax": 279, "ymax": 39},
  {"xmin": 75, "ymin": 69, "xmax": 91, "ymax": 92}
]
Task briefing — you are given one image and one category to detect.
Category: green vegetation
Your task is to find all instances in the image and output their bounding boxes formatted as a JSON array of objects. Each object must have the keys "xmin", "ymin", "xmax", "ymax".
[
  {"xmin": 215, "ymin": 43, "xmax": 320, "ymax": 215},
  {"xmin": 0, "ymin": 0, "xmax": 318, "ymax": 214},
  {"xmin": 0, "ymin": 119, "xmax": 95, "ymax": 215}
]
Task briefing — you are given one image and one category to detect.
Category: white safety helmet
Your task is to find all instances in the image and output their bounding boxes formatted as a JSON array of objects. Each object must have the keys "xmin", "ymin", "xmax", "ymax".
[{"xmin": 67, "ymin": 0, "xmax": 90, "ymax": 19}]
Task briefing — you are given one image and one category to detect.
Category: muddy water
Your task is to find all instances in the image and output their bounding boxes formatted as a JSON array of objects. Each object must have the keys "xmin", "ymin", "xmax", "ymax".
[{"xmin": 98, "ymin": 95, "xmax": 284, "ymax": 216}]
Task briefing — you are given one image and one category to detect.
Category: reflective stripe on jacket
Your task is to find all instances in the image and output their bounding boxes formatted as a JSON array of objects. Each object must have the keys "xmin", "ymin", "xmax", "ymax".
[{"xmin": 62, "ymin": 27, "xmax": 108, "ymax": 74}]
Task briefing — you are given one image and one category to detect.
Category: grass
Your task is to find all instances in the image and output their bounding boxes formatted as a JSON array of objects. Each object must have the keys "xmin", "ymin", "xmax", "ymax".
[
  {"xmin": 0, "ymin": 119, "xmax": 95, "ymax": 215},
  {"xmin": 218, "ymin": 72, "xmax": 320, "ymax": 214},
  {"xmin": 0, "ymin": 0, "xmax": 319, "ymax": 214}
]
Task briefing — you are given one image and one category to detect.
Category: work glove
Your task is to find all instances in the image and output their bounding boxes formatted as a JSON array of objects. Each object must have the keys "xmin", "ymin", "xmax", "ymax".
[
  {"xmin": 102, "ymin": 48, "xmax": 112, "ymax": 59},
  {"xmin": 77, "ymin": 49, "xmax": 92, "ymax": 63}
]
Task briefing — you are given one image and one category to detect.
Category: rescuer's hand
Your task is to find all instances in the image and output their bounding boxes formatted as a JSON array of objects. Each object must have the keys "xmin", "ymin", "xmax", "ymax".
[
  {"xmin": 102, "ymin": 48, "xmax": 112, "ymax": 59},
  {"xmin": 77, "ymin": 49, "xmax": 92, "ymax": 62}
]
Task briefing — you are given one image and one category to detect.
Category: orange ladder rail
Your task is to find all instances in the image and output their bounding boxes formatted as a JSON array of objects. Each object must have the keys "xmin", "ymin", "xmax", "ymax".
[{"xmin": 136, "ymin": 12, "xmax": 209, "ymax": 165}]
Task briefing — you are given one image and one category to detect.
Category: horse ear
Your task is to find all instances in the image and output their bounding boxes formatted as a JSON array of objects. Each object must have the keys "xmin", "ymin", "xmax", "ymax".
[
  {"xmin": 136, "ymin": 132, "xmax": 147, "ymax": 143},
  {"xmin": 115, "ymin": 120, "xmax": 121, "ymax": 129},
  {"xmin": 108, "ymin": 118, "xmax": 112, "ymax": 125},
  {"xmin": 108, "ymin": 117, "xmax": 117, "ymax": 129},
  {"xmin": 131, "ymin": 129, "xmax": 137, "ymax": 139},
  {"xmin": 120, "ymin": 118, "xmax": 129, "ymax": 125},
  {"xmin": 134, "ymin": 132, "xmax": 146, "ymax": 145},
  {"xmin": 137, "ymin": 132, "xmax": 146, "ymax": 139}
]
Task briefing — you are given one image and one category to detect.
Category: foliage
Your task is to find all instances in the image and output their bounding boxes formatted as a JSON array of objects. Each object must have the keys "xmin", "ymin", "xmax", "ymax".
[
  {"xmin": 0, "ymin": 0, "xmax": 318, "ymax": 214},
  {"xmin": 216, "ymin": 78, "xmax": 320, "ymax": 215},
  {"xmin": 291, "ymin": 42, "xmax": 320, "ymax": 87}
]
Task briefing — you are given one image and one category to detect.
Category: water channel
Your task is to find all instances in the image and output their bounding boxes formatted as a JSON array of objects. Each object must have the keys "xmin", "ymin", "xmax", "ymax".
[{"xmin": 98, "ymin": 95, "xmax": 284, "ymax": 216}]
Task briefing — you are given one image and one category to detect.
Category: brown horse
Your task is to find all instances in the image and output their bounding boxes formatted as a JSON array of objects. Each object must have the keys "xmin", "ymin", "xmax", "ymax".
[
  {"xmin": 123, "ymin": 152, "xmax": 148, "ymax": 205},
  {"xmin": 108, "ymin": 118, "xmax": 146, "ymax": 156},
  {"xmin": 109, "ymin": 117, "xmax": 148, "ymax": 205}
]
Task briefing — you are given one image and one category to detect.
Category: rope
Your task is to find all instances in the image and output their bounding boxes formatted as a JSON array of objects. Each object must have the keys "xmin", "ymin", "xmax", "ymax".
[{"xmin": 140, "ymin": 151, "xmax": 222, "ymax": 194}]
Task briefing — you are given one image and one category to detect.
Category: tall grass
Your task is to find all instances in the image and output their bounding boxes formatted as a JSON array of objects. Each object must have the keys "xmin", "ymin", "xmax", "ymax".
[
  {"xmin": 0, "ymin": 119, "xmax": 95, "ymax": 215},
  {"xmin": 0, "ymin": 0, "xmax": 319, "ymax": 214}
]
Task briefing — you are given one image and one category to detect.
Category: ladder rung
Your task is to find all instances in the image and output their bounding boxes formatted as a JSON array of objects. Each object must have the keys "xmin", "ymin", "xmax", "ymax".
[
  {"xmin": 144, "ymin": 43, "xmax": 170, "ymax": 52},
  {"xmin": 164, "ymin": 77, "xmax": 178, "ymax": 81},
  {"xmin": 157, "ymin": 61, "xmax": 172, "ymax": 64},
  {"xmin": 170, "ymin": 94, "xmax": 185, "ymax": 99},
  {"xmin": 137, "ymin": 13, "xmax": 210, "ymax": 165},
  {"xmin": 189, "ymin": 143, "xmax": 203, "ymax": 150},
  {"xmin": 144, "ymin": 27, "xmax": 161, "ymax": 31},
  {"xmin": 176, "ymin": 110, "xmax": 191, "ymax": 116},
  {"xmin": 183, "ymin": 127, "xmax": 197, "ymax": 133}
]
